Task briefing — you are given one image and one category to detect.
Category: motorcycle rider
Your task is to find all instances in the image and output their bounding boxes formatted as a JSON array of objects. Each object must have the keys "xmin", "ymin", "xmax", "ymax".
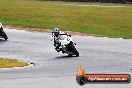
[{"xmin": 51, "ymin": 28, "xmax": 71, "ymax": 52}]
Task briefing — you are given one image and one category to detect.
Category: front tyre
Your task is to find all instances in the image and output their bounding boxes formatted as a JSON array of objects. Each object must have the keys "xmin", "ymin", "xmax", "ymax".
[{"xmin": 68, "ymin": 44, "xmax": 79, "ymax": 57}]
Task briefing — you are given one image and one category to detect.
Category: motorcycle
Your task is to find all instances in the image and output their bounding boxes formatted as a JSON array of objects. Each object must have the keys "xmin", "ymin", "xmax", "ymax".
[
  {"xmin": 0, "ymin": 28, "xmax": 8, "ymax": 40},
  {"xmin": 56, "ymin": 34, "xmax": 79, "ymax": 57}
]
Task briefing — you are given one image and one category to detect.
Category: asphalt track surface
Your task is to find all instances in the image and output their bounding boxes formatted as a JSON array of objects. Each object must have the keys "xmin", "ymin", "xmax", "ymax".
[{"xmin": 0, "ymin": 28, "xmax": 132, "ymax": 88}]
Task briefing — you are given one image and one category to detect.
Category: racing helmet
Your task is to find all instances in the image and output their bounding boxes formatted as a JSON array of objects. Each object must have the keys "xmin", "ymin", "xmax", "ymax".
[
  {"xmin": 0, "ymin": 23, "xmax": 3, "ymax": 29},
  {"xmin": 52, "ymin": 28, "xmax": 60, "ymax": 37}
]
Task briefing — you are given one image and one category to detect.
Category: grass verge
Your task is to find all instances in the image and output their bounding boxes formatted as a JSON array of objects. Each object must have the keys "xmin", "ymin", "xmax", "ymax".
[
  {"xmin": 0, "ymin": 57, "xmax": 28, "ymax": 68},
  {"xmin": 0, "ymin": 0, "xmax": 132, "ymax": 38}
]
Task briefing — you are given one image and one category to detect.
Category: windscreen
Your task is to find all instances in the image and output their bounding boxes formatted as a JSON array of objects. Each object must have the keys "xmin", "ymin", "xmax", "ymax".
[{"xmin": 59, "ymin": 35, "xmax": 66, "ymax": 40}]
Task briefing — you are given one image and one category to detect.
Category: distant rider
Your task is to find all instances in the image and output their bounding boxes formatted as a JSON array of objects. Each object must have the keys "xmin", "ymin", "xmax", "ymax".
[
  {"xmin": 0, "ymin": 22, "xmax": 8, "ymax": 40},
  {"xmin": 0, "ymin": 23, "xmax": 3, "ymax": 32},
  {"xmin": 51, "ymin": 28, "xmax": 71, "ymax": 52}
]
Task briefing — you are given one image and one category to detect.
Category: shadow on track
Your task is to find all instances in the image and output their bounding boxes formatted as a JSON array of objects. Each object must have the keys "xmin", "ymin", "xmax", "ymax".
[{"xmin": 55, "ymin": 55, "xmax": 77, "ymax": 59}]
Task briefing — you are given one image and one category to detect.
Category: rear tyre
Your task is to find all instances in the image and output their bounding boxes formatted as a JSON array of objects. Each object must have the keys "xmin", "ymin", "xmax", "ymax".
[{"xmin": 68, "ymin": 54, "xmax": 73, "ymax": 57}]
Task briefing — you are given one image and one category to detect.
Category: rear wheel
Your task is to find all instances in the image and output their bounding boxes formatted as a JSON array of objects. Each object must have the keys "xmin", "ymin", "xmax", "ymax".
[{"xmin": 68, "ymin": 54, "xmax": 73, "ymax": 57}]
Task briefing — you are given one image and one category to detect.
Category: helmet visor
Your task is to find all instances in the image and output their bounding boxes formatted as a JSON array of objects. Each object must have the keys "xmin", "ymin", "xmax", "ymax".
[{"xmin": 54, "ymin": 32, "xmax": 59, "ymax": 37}]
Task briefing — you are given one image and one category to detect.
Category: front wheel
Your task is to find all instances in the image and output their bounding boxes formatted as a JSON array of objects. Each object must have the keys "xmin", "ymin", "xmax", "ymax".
[{"xmin": 68, "ymin": 44, "xmax": 79, "ymax": 57}]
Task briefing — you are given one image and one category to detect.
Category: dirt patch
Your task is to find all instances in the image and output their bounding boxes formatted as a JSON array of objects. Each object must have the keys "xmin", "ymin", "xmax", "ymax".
[{"xmin": 5, "ymin": 25, "xmax": 52, "ymax": 32}]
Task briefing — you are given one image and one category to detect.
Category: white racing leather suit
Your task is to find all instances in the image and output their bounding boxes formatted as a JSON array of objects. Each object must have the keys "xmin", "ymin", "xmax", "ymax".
[{"xmin": 51, "ymin": 31, "xmax": 69, "ymax": 52}]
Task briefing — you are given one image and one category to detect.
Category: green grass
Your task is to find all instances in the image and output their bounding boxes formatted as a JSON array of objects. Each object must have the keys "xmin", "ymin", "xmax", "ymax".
[
  {"xmin": 0, "ymin": 0, "xmax": 132, "ymax": 38},
  {"xmin": 0, "ymin": 57, "xmax": 28, "ymax": 68}
]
